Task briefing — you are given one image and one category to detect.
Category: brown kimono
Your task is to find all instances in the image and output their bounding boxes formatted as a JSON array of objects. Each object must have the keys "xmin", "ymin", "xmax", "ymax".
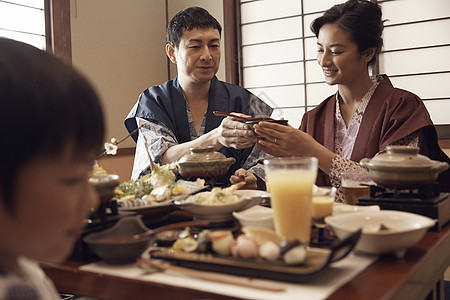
[{"xmin": 300, "ymin": 75, "xmax": 450, "ymax": 192}]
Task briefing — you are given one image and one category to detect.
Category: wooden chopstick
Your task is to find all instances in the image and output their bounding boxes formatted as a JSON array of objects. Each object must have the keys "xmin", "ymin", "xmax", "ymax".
[
  {"xmin": 137, "ymin": 258, "xmax": 286, "ymax": 292},
  {"xmin": 212, "ymin": 111, "xmax": 274, "ymax": 122}
]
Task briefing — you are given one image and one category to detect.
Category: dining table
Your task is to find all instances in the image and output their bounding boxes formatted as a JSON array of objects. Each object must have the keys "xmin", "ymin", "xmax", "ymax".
[{"xmin": 42, "ymin": 210, "xmax": 450, "ymax": 300}]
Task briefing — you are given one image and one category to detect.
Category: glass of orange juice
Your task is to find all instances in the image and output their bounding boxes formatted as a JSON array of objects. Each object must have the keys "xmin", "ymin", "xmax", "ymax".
[
  {"xmin": 264, "ymin": 157, "xmax": 318, "ymax": 244},
  {"xmin": 310, "ymin": 186, "xmax": 337, "ymax": 246}
]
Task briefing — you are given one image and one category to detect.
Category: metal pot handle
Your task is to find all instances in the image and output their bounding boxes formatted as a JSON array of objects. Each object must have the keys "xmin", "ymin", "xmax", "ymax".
[{"xmin": 359, "ymin": 158, "xmax": 371, "ymax": 169}]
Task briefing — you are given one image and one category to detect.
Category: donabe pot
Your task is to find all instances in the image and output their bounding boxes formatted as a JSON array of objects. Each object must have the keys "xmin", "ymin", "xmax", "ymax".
[
  {"xmin": 177, "ymin": 146, "xmax": 236, "ymax": 179},
  {"xmin": 360, "ymin": 146, "xmax": 448, "ymax": 188}
]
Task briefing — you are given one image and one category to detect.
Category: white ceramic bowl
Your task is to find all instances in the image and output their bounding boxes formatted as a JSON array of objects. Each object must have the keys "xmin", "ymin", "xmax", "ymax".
[
  {"xmin": 325, "ymin": 210, "xmax": 435, "ymax": 256},
  {"xmin": 174, "ymin": 190, "xmax": 266, "ymax": 223},
  {"xmin": 232, "ymin": 205, "xmax": 274, "ymax": 229},
  {"xmin": 332, "ymin": 203, "xmax": 380, "ymax": 215}
]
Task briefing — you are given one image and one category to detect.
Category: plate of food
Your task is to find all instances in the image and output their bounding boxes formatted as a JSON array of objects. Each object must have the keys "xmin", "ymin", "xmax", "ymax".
[
  {"xmin": 141, "ymin": 226, "xmax": 361, "ymax": 283},
  {"xmin": 115, "ymin": 164, "xmax": 206, "ymax": 222},
  {"xmin": 173, "ymin": 183, "xmax": 262, "ymax": 223}
]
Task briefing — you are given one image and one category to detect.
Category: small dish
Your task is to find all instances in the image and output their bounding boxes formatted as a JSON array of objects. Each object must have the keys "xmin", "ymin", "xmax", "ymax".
[
  {"xmin": 325, "ymin": 210, "xmax": 436, "ymax": 257},
  {"xmin": 89, "ymin": 174, "xmax": 120, "ymax": 204},
  {"xmin": 233, "ymin": 205, "xmax": 274, "ymax": 229},
  {"xmin": 119, "ymin": 202, "xmax": 178, "ymax": 224},
  {"xmin": 154, "ymin": 230, "xmax": 183, "ymax": 247},
  {"xmin": 245, "ymin": 120, "xmax": 289, "ymax": 137}
]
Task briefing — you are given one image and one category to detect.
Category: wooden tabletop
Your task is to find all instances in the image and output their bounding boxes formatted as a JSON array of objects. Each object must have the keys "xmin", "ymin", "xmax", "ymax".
[{"xmin": 42, "ymin": 212, "xmax": 450, "ymax": 300}]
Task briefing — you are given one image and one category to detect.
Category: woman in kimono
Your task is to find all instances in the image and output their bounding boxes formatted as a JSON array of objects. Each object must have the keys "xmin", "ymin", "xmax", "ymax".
[{"xmin": 254, "ymin": 0, "xmax": 449, "ymax": 201}]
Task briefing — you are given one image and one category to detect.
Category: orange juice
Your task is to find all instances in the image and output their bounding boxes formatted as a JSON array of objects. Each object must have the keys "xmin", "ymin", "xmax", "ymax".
[
  {"xmin": 266, "ymin": 169, "xmax": 316, "ymax": 243},
  {"xmin": 311, "ymin": 195, "xmax": 334, "ymax": 220}
]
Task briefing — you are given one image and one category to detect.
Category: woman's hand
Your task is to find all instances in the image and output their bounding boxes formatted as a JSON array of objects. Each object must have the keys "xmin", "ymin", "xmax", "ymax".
[
  {"xmin": 230, "ymin": 168, "xmax": 257, "ymax": 189},
  {"xmin": 254, "ymin": 121, "xmax": 335, "ymax": 173},
  {"xmin": 254, "ymin": 121, "xmax": 316, "ymax": 157},
  {"xmin": 216, "ymin": 113, "xmax": 256, "ymax": 149}
]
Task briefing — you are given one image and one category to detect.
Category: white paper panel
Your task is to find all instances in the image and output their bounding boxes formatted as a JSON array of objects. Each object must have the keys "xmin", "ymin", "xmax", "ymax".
[
  {"xmin": 379, "ymin": 46, "xmax": 450, "ymax": 76},
  {"xmin": 243, "ymin": 63, "xmax": 304, "ymax": 88},
  {"xmin": 242, "ymin": 40, "xmax": 303, "ymax": 67},
  {"xmin": 8, "ymin": 0, "xmax": 43, "ymax": 9},
  {"xmin": 248, "ymin": 85, "xmax": 305, "ymax": 109},
  {"xmin": 303, "ymin": 0, "xmax": 344, "ymax": 14},
  {"xmin": 389, "ymin": 73, "xmax": 450, "ymax": 100},
  {"xmin": 304, "ymin": 36, "xmax": 318, "ymax": 60},
  {"xmin": 240, "ymin": 0, "xmax": 301, "ymax": 23},
  {"xmin": 271, "ymin": 107, "xmax": 305, "ymax": 128},
  {"xmin": 423, "ymin": 100, "xmax": 450, "ymax": 125},
  {"xmin": 303, "ymin": 12, "xmax": 323, "ymax": 37},
  {"xmin": 383, "ymin": 19, "xmax": 450, "ymax": 51},
  {"xmin": 0, "ymin": 2, "xmax": 45, "ymax": 35},
  {"xmin": 0, "ymin": 29, "xmax": 45, "ymax": 49},
  {"xmin": 382, "ymin": 0, "xmax": 450, "ymax": 25},
  {"xmin": 306, "ymin": 82, "xmax": 337, "ymax": 106},
  {"xmin": 305, "ymin": 60, "xmax": 324, "ymax": 83},
  {"xmin": 241, "ymin": 17, "xmax": 302, "ymax": 45}
]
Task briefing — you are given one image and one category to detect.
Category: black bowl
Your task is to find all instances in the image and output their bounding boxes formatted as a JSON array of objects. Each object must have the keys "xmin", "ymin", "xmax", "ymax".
[
  {"xmin": 245, "ymin": 119, "xmax": 289, "ymax": 137},
  {"xmin": 83, "ymin": 216, "xmax": 153, "ymax": 264}
]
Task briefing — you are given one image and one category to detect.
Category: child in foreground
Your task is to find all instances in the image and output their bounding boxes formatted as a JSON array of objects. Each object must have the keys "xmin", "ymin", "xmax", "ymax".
[{"xmin": 0, "ymin": 38, "xmax": 105, "ymax": 299}]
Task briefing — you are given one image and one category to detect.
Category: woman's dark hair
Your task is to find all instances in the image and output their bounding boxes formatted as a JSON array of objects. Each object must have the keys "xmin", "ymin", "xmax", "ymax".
[
  {"xmin": 166, "ymin": 6, "xmax": 222, "ymax": 48},
  {"xmin": 311, "ymin": 0, "xmax": 384, "ymax": 66},
  {"xmin": 0, "ymin": 38, "xmax": 105, "ymax": 211}
]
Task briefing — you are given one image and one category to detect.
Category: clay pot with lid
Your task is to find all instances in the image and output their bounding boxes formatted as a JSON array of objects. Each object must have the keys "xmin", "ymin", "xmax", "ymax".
[
  {"xmin": 360, "ymin": 146, "xmax": 448, "ymax": 188},
  {"xmin": 177, "ymin": 146, "xmax": 236, "ymax": 179}
]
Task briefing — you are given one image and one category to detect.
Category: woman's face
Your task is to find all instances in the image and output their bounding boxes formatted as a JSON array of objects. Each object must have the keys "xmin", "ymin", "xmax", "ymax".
[
  {"xmin": 316, "ymin": 23, "xmax": 373, "ymax": 86},
  {"xmin": 0, "ymin": 149, "xmax": 99, "ymax": 263}
]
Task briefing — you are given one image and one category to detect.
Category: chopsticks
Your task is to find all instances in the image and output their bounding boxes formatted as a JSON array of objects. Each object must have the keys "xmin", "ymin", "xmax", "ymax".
[
  {"xmin": 98, "ymin": 220, "xmax": 210, "ymax": 243},
  {"xmin": 212, "ymin": 111, "xmax": 274, "ymax": 122},
  {"xmin": 137, "ymin": 258, "xmax": 286, "ymax": 292}
]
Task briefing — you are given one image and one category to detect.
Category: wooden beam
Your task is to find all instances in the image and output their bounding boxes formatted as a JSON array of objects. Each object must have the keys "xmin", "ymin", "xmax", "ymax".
[
  {"xmin": 49, "ymin": 0, "xmax": 72, "ymax": 64},
  {"xmin": 223, "ymin": 0, "xmax": 239, "ymax": 85}
]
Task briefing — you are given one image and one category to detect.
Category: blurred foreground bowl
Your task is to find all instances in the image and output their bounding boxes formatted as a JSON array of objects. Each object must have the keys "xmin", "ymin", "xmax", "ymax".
[
  {"xmin": 233, "ymin": 205, "xmax": 274, "ymax": 230},
  {"xmin": 83, "ymin": 216, "xmax": 153, "ymax": 264},
  {"xmin": 325, "ymin": 210, "xmax": 435, "ymax": 257}
]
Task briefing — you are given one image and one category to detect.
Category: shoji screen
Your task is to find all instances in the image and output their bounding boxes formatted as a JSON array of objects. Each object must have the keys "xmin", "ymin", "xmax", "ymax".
[
  {"xmin": 240, "ymin": 0, "xmax": 344, "ymax": 127},
  {"xmin": 0, "ymin": 0, "xmax": 46, "ymax": 49},
  {"xmin": 240, "ymin": 0, "xmax": 450, "ymax": 134},
  {"xmin": 379, "ymin": 0, "xmax": 450, "ymax": 132}
]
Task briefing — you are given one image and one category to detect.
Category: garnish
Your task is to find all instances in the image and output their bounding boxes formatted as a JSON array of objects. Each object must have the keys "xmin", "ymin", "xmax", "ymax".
[{"xmin": 97, "ymin": 123, "xmax": 145, "ymax": 158}]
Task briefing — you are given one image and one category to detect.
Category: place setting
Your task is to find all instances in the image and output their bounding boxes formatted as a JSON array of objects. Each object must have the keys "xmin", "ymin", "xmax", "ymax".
[
  {"xmin": 80, "ymin": 155, "xmax": 366, "ymax": 287},
  {"xmin": 76, "ymin": 145, "xmax": 444, "ymax": 300}
]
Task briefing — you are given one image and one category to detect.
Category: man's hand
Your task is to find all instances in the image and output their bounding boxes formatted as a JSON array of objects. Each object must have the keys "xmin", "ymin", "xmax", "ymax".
[{"xmin": 216, "ymin": 114, "xmax": 256, "ymax": 149}]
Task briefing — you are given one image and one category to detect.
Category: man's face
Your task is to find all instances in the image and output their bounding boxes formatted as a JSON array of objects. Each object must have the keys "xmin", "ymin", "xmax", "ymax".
[{"xmin": 167, "ymin": 27, "xmax": 221, "ymax": 84}]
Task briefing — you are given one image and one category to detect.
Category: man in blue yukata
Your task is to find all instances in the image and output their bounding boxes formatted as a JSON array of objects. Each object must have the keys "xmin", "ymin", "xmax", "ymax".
[{"xmin": 125, "ymin": 6, "xmax": 272, "ymax": 189}]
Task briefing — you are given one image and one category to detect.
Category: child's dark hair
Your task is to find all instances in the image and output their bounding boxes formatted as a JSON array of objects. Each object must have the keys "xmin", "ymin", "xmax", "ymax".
[
  {"xmin": 310, "ymin": 0, "xmax": 384, "ymax": 66},
  {"xmin": 166, "ymin": 6, "xmax": 222, "ymax": 48},
  {"xmin": 0, "ymin": 38, "xmax": 105, "ymax": 211}
]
